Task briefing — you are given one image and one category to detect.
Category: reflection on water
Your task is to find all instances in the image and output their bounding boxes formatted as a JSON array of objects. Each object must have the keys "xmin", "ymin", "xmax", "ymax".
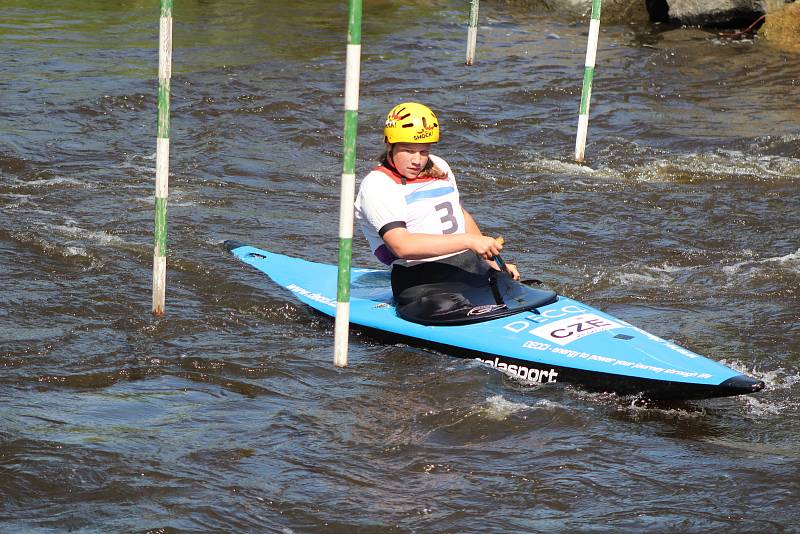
[{"xmin": 1, "ymin": 0, "xmax": 798, "ymax": 531}]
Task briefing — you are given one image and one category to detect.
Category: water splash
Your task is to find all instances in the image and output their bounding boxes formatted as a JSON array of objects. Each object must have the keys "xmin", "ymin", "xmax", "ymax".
[
  {"xmin": 483, "ymin": 395, "xmax": 530, "ymax": 420},
  {"xmin": 722, "ymin": 248, "xmax": 800, "ymax": 276}
]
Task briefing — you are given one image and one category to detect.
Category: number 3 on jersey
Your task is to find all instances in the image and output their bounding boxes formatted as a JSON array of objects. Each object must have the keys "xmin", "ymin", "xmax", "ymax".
[{"xmin": 435, "ymin": 201, "xmax": 459, "ymax": 234}]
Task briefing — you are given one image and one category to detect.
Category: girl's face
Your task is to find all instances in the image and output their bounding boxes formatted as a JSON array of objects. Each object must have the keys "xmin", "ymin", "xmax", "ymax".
[{"xmin": 389, "ymin": 143, "xmax": 432, "ymax": 180}]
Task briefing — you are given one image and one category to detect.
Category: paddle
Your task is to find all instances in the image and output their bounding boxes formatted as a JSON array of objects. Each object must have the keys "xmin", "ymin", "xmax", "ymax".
[{"xmin": 493, "ymin": 236, "xmax": 513, "ymax": 276}]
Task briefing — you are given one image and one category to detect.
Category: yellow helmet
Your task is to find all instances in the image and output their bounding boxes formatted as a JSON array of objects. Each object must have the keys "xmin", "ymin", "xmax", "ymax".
[{"xmin": 383, "ymin": 102, "xmax": 440, "ymax": 144}]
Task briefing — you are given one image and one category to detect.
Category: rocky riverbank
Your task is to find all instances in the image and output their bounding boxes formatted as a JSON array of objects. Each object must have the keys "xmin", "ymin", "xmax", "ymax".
[{"xmin": 505, "ymin": 0, "xmax": 798, "ymax": 52}]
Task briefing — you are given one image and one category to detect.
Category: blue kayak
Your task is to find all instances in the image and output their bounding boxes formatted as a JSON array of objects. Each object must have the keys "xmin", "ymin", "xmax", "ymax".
[{"xmin": 225, "ymin": 241, "xmax": 764, "ymax": 401}]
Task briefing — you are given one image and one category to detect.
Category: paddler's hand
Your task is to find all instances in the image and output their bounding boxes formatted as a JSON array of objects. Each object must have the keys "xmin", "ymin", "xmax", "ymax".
[
  {"xmin": 505, "ymin": 262, "xmax": 521, "ymax": 281},
  {"xmin": 488, "ymin": 259, "xmax": 521, "ymax": 280},
  {"xmin": 487, "ymin": 236, "xmax": 520, "ymax": 280},
  {"xmin": 469, "ymin": 234, "xmax": 503, "ymax": 260}
]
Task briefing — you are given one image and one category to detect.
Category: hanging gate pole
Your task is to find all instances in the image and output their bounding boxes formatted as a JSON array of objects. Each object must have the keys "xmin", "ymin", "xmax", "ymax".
[
  {"xmin": 334, "ymin": 0, "xmax": 363, "ymax": 367},
  {"xmin": 465, "ymin": 0, "xmax": 480, "ymax": 65},
  {"xmin": 575, "ymin": 0, "xmax": 601, "ymax": 163},
  {"xmin": 152, "ymin": 0, "xmax": 173, "ymax": 316}
]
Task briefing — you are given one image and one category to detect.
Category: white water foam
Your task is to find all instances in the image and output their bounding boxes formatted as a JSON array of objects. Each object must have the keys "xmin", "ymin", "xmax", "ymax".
[
  {"xmin": 565, "ymin": 387, "xmax": 708, "ymax": 418},
  {"xmin": 115, "ymin": 153, "xmax": 158, "ymax": 179},
  {"xmin": 484, "ymin": 395, "xmax": 530, "ymax": 420},
  {"xmin": 542, "ymin": 159, "xmax": 598, "ymax": 176},
  {"xmin": 132, "ymin": 194, "xmax": 199, "ymax": 207},
  {"xmin": 520, "ymin": 156, "xmax": 600, "ymax": 177},
  {"xmin": 10, "ymin": 176, "xmax": 86, "ymax": 188},
  {"xmin": 483, "ymin": 395, "xmax": 563, "ymax": 421},
  {"xmin": 628, "ymin": 149, "xmax": 800, "ymax": 183},
  {"xmin": 739, "ymin": 395, "xmax": 787, "ymax": 417},
  {"xmin": 722, "ymin": 248, "xmax": 800, "ymax": 277},
  {"xmin": 0, "ymin": 193, "xmax": 35, "ymax": 210},
  {"xmin": 0, "ymin": 193, "xmax": 34, "ymax": 200},
  {"xmin": 735, "ymin": 369, "xmax": 800, "ymax": 418},
  {"xmin": 613, "ymin": 261, "xmax": 699, "ymax": 288},
  {"xmin": 63, "ymin": 245, "xmax": 88, "ymax": 257},
  {"xmin": 51, "ymin": 224, "xmax": 129, "ymax": 247},
  {"xmin": 616, "ymin": 269, "xmax": 674, "ymax": 288},
  {"xmin": 567, "ymin": 145, "xmax": 796, "ymax": 184},
  {"xmin": 617, "ymin": 402, "xmax": 708, "ymax": 421},
  {"xmin": 721, "ymin": 360, "xmax": 800, "ymax": 393},
  {"xmin": 716, "ymin": 360, "xmax": 800, "ymax": 416},
  {"xmin": 612, "ymin": 248, "xmax": 799, "ymax": 291}
]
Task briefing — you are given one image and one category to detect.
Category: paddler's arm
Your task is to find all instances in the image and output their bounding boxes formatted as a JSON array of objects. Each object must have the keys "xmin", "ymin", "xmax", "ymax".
[
  {"xmin": 382, "ymin": 227, "xmax": 501, "ymax": 261},
  {"xmin": 462, "ymin": 207, "xmax": 482, "ymax": 236},
  {"xmin": 462, "ymin": 207, "xmax": 521, "ymax": 281}
]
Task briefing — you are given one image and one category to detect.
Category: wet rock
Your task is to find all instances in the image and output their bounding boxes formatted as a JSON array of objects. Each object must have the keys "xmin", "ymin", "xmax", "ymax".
[
  {"xmin": 599, "ymin": 0, "xmax": 651, "ymax": 24},
  {"xmin": 499, "ymin": 0, "xmax": 649, "ymax": 23},
  {"xmin": 550, "ymin": 0, "xmax": 766, "ymax": 26},
  {"xmin": 760, "ymin": 1, "xmax": 800, "ymax": 51},
  {"xmin": 647, "ymin": 0, "xmax": 765, "ymax": 26}
]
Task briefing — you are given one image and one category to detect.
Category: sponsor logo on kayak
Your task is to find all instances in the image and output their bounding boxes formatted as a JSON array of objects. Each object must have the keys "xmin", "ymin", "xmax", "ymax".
[
  {"xmin": 548, "ymin": 347, "xmax": 712, "ymax": 378},
  {"xmin": 529, "ymin": 313, "xmax": 623, "ymax": 346},
  {"xmin": 286, "ymin": 283, "xmax": 336, "ymax": 308},
  {"xmin": 551, "ymin": 347, "xmax": 616, "ymax": 363},
  {"xmin": 503, "ymin": 305, "xmax": 588, "ymax": 332},
  {"xmin": 476, "ymin": 357, "xmax": 558, "ymax": 383},
  {"xmin": 467, "ymin": 304, "xmax": 507, "ymax": 316},
  {"xmin": 522, "ymin": 341, "xmax": 551, "ymax": 351}
]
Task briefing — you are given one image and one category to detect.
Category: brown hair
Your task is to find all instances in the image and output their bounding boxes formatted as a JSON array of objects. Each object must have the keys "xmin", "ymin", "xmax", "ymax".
[{"xmin": 380, "ymin": 146, "xmax": 446, "ymax": 179}]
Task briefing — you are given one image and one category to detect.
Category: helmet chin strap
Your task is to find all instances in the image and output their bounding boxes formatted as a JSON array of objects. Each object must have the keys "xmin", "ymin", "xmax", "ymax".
[{"xmin": 386, "ymin": 146, "xmax": 407, "ymax": 185}]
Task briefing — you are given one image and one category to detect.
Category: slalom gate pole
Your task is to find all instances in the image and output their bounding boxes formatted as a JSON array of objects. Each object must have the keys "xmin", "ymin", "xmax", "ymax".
[
  {"xmin": 575, "ymin": 0, "xmax": 601, "ymax": 163},
  {"xmin": 333, "ymin": 0, "xmax": 363, "ymax": 367},
  {"xmin": 152, "ymin": 0, "xmax": 173, "ymax": 316},
  {"xmin": 465, "ymin": 0, "xmax": 480, "ymax": 65}
]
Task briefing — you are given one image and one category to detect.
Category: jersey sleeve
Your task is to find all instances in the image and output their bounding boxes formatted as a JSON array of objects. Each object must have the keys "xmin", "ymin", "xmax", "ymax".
[{"xmin": 355, "ymin": 172, "xmax": 406, "ymax": 234}]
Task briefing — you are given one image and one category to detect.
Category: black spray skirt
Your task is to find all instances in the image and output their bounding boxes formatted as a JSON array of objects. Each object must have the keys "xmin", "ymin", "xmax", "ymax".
[{"xmin": 391, "ymin": 251, "xmax": 558, "ymax": 326}]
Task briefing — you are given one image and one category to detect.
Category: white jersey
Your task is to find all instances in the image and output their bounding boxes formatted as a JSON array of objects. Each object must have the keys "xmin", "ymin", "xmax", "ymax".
[{"xmin": 354, "ymin": 154, "xmax": 467, "ymax": 266}]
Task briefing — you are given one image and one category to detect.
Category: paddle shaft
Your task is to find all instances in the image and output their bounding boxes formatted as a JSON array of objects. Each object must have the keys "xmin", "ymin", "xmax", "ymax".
[{"xmin": 493, "ymin": 236, "xmax": 512, "ymax": 276}]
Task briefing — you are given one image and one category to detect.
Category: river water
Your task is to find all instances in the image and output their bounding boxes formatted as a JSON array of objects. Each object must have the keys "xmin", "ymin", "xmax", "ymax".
[{"xmin": 1, "ymin": 0, "xmax": 798, "ymax": 532}]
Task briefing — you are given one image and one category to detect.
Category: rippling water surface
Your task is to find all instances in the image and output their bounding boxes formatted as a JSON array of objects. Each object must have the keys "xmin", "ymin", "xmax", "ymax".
[{"xmin": 2, "ymin": 0, "xmax": 798, "ymax": 532}]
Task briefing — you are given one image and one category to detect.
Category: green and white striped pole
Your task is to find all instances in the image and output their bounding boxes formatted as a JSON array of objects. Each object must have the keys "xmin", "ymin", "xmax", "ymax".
[
  {"xmin": 575, "ymin": 0, "xmax": 601, "ymax": 163},
  {"xmin": 333, "ymin": 0, "xmax": 362, "ymax": 367},
  {"xmin": 465, "ymin": 0, "xmax": 480, "ymax": 66},
  {"xmin": 152, "ymin": 0, "xmax": 172, "ymax": 316}
]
